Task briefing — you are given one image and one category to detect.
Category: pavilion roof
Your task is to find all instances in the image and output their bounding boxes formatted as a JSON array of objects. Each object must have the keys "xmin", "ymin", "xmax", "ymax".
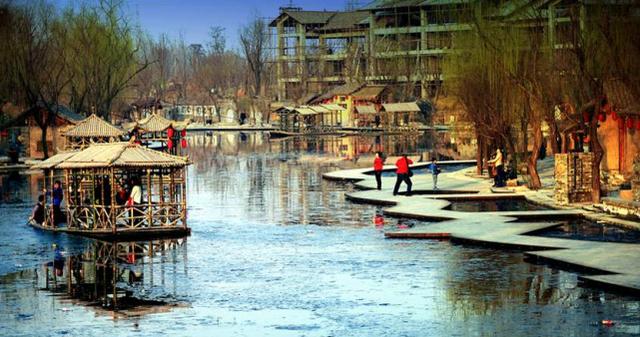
[
  {"xmin": 63, "ymin": 114, "xmax": 126, "ymax": 138},
  {"xmin": 31, "ymin": 151, "xmax": 80, "ymax": 170},
  {"xmin": 53, "ymin": 142, "xmax": 190, "ymax": 169},
  {"xmin": 129, "ymin": 113, "xmax": 189, "ymax": 132}
]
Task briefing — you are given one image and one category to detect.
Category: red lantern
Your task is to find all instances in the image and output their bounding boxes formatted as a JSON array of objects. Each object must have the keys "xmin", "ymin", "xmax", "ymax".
[
  {"xmin": 181, "ymin": 138, "xmax": 187, "ymax": 149},
  {"xmin": 626, "ymin": 117, "xmax": 634, "ymax": 129},
  {"xmin": 612, "ymin": 111, "xmax": 619, "ymax": 121},
  {"xmin": 167, "ymin": 127, "xmax": 175, "ymax": 138},
  {"xmin": 167, "ymin": 139, "xmax": 174, "ymax": 149},
  {"xmin": 597, "ymin": 113, "xmax": 606, "ymax": 122},
  {"xmin": 181, "ymin": 129, "xmax": 186, "ymax": 137}
]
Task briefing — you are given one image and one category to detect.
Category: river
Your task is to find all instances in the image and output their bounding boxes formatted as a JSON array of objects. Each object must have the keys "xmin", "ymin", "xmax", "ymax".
[{"xmin": 1, "ymin": 132, "xmax": 639, "ymax": 337}]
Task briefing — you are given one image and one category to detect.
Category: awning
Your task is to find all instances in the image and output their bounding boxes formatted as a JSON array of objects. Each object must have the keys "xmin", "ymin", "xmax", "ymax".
[
  {"xmin": 382, "ymin": 102, "xmax": 421, "ymax": 113},
  {"xmin": 310, "ymin": 106, "xmax": 330, "ymax": 113},
  {"xmin": 355, "ymin": 105, "xmax": 377, "ymax": 114},
  {"xmin": 294, "ymin": 107, "xmax": 317, "ymax": 115},
  {"xmin": 320, "ymin": 104, "xmax": 345, "ymax": 111}
]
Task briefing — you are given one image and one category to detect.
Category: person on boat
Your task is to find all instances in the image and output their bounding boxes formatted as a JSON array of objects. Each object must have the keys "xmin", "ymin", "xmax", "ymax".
[
  {"xmin": 393, "ymin": 154, "xmax": 413, "ymax": 196},
  {"xmin": 429, "ymin": 158, "xmax": 441, "ymax": 190},
  {"xmin": 115, "ymin": 181, "xmax": 129, "ymax": 205},
  {"xmin": 129, "ymin": 178, "xmax": 142, "ymax": 205},
  {"xmin": 488, "ymin": 149, "xmax": 505, "ymax": 187},
  {"xmin": 373, "ymin": 152, "xmax": 384, "ymax": 190},
  {"xmin": 30, "ymin": 195, "xmax": 45, "ymax": 225},
  {"xmin": 44, "ymin": 181, "xmax": 63, "ymax": 226}
]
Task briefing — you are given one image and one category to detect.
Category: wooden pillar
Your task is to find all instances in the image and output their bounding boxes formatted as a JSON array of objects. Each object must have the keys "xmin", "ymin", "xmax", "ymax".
[
  {"xmin": 111, "ymin": 168, "xmax": 116, "ymax": 234},
  {"xmin": 147, "ymin": 169, "xmax": 152, "ymax": 228},
  {"xmin": 64, "ymin": 169, "xmax": 71, "ymax": 228}
]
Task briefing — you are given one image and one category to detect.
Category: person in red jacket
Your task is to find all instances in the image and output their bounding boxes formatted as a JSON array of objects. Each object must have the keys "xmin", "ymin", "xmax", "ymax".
[
  {"xmin": 393, "ymin": 154, "xmax": 413, "ymax": 196},
  {"xmin": 373, "ymin": 151, "xmax": 384, "ymax": 190}
]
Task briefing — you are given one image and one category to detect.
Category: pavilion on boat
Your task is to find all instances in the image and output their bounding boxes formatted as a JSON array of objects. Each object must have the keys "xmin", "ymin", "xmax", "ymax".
[
  {"xmin": 32, "ymin": 142, "xmax": 191, "ymax": 238},
  {"xmin": 63, "ymin": 114, "xmax": 126, "ymax": 150}
]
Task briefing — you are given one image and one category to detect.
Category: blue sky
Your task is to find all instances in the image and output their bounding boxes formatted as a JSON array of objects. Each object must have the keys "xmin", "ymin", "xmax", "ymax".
[{"xmin": 53, "ymin": 0, "xmax": 363, "ymax": 49}]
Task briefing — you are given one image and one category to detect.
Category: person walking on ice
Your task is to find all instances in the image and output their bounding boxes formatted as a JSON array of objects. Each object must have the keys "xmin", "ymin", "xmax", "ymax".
[
  {"xmin": 393, "ymin": 154, "xmax": 413, "ymax": 196},
  {"xmin": 429, "ymin": 158, "xmax": 441, "ymax": 190}
]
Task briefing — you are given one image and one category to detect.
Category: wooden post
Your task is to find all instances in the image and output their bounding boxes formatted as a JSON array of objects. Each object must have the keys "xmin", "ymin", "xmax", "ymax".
[
  {"xmin": 147, "ymin": 169, "xmax": 152, "ymax": 228},
  {"xmin": 111, "ymin": 168, "xmax": 116, "ymax": 234},
  {"xmin": 64, "ymin": 169, "xmax": 71, "ymax": 228}
]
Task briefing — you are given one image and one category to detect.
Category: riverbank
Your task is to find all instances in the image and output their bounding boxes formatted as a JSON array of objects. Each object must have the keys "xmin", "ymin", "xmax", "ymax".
[{"xmin": 323, "ymin": 160, "xmax": 640, "ymax": 294}]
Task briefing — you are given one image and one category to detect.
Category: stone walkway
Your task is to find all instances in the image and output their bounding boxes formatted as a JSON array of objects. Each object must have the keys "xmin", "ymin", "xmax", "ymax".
[{"xmin": 323, "ymin": 162, "xmax": 640, "ymax": 294}]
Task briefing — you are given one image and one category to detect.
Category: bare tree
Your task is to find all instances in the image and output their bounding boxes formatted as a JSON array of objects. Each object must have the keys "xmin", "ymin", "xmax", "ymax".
[{"xmin": 239, "ymin": 14, "xmax": 268, "ymax": 97}]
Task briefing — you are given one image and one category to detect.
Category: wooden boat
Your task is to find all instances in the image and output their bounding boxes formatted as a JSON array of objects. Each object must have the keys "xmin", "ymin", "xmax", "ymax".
[{"xmin": 30, "ymin": 142, "xmax": 191, "ymax": 240}]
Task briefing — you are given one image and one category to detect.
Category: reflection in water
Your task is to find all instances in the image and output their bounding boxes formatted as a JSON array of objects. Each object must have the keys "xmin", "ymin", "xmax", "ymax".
[
  {"xmin": 37, "ymin": 238, "xmax": 188, "ymax": 316},
  {"xmin": 1, "ymin": 132, "xmax": 640, "ymax": 336}
]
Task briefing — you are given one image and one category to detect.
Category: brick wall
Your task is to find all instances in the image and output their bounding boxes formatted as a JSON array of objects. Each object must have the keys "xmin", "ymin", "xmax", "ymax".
[{"xmin": 555, "ymin": 153, "xmax": 593, "ymax": 205}]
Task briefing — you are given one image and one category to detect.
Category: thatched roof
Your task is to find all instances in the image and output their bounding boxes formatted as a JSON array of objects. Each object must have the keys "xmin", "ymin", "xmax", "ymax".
[
  {"xmin": 31, "ymin": 151, "xmax": 79, "ymax": 170},
  {"xmin": 128, "ymin": 113, "xmax": 189, "ymax": 133},
  {"xmin": 382, "ymin": 102, "xmax": 421, "ymax": 112},
  {"xmin": 51, "ymin": 142, "xmax": 189, "ymax": 169},
  {"xmin": 63, "ymin": 114, "xmax": 126, "ymax": 138}
]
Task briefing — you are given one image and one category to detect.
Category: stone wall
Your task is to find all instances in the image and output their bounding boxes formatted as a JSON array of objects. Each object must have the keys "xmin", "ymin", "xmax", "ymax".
[{"xmin": 555, "ymin": 153, "xmax": 593, "ymax": 205}]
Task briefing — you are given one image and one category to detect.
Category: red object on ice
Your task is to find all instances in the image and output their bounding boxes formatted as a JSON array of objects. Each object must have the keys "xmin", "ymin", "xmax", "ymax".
[
  {"xmin": 374, "ymin": 215, "xmax": 384, "ymax": 226},
  {"xmin": 601, "ymin": 320, "xmax": 615, "ymax": 326},
  {"xmin": 181, "ymin": 138, "xmax": 187, "ymax": 149}
]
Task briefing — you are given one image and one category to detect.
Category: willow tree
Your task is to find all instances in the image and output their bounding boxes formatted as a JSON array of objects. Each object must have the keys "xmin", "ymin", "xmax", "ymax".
[
  {"xmin": 65, "ymin": 0, "xmax": 149, "ymax": 118},
  {"xmin": 6, "ymin": 1, "xmax": 71, "ymax": 158}
]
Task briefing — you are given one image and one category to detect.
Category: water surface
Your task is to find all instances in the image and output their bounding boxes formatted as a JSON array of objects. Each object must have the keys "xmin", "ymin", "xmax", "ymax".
[{"xmin": 1, "ymin": 132, "xmax": 639, "ymax": 337}]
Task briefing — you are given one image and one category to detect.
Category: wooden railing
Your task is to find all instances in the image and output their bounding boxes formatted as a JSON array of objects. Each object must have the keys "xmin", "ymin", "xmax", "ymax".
[{"xmin": 66, "ymin": 203, "xmax": 186, "ymax": 231}]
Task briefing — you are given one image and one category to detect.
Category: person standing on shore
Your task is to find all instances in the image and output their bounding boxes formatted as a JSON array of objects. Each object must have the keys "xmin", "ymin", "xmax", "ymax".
[
  {"xmin": 393, "ymin": 154, "xmax": 413, "ymax": 196},
  {"xmin": 429, "ymin": 158, "xmax": 441, "ymax": 190},
  {"xmin": 373, "ymin": 152, "xmax": 384, "ymax": 190},
  {"xmin": 488, "ymin": 149, "xmax": 504, "ymax": 187}
]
